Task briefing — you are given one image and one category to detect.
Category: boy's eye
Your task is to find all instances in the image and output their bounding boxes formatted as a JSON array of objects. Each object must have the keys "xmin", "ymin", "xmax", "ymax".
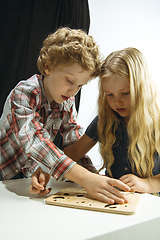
[{"xmin": 67, "ymin": 79, "xmax": 73, "ymax": 84}]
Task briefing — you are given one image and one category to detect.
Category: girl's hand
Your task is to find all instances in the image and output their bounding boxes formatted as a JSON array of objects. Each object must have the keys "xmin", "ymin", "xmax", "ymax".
[
  {"xmin": 119, "ymin": 174, "xmax": 151, "ymax": 193},
  {"xmin": 29, "ymin": 167, "xmax": 52, "ymax": 196}
]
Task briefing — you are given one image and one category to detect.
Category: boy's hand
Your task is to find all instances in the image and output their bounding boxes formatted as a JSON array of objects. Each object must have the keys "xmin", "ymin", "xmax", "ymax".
[
  {"xmin": 29, "ymin": 167, "xmax": 52, "ymax": 196},
  {"xmin": 64, "ymin": 164, "xmax": 130, "ymax": 204},
  {"xmin": 83, "ymin": 173, "xmax": 130, "ymax": 204}
]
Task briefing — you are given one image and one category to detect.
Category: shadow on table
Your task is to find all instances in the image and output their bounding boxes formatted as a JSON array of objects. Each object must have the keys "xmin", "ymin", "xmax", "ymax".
[
  {"xmin": 2, "ymin": 178, "xmax": 49, "ymax": 202},
  {"xmin": 2, "ymin": 178, "xmax": 79, "ymax": 202}
]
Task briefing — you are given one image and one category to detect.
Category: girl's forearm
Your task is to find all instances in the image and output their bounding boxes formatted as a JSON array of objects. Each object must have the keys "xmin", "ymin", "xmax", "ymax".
[
  {"xmin": 146, "ymin": 174, "xmax": 160, "ymax": 193},
  {"xmin": 63, "ymin": 134, "xmax": 97, "ymax": 162}
]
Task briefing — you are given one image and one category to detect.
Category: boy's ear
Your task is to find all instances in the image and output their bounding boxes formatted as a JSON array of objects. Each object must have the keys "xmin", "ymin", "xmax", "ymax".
[{"xmin": 44, "ymin": 64, "xmax": 50, "ymax": 75}]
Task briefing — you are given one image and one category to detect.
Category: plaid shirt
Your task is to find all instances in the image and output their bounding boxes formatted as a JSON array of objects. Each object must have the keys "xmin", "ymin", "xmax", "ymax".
[{"xmin": 0, "ymin": 74, "xmax": 84, "ymax": 180}]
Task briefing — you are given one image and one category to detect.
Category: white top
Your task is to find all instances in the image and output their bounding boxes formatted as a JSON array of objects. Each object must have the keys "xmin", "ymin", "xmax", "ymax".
[{"xmin": 0, "ymin": 178, "xmax": 160, "ymax": 240}]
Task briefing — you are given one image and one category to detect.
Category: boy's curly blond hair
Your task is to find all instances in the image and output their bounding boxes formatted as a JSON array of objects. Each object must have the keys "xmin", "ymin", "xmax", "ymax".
[{"xmin": 37, "ymin": 27, "xmax": 101, "ymax": 78}]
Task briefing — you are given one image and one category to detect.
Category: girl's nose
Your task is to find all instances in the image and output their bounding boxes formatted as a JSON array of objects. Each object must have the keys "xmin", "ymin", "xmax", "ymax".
[{"xmin": 115, "ymin": 96, "xmax": 122, "ymax": 105}]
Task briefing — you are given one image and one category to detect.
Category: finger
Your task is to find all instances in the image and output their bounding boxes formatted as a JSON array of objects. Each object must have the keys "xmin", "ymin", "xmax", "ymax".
[
  {"xmin": 126, "ymin": 182, "xmax": 135, "ymax": 189},
  {"xmin": 103, "ymin": 186, "xmax": 128, "ymax": 204},
  {"xmin": 130, "ymin": 186, "xmax": 136, "ymax": 192},
  {"xmin": 94, "ymin": 189, "xmax": 126, "ymax": 204},
  {"xmin": 39, "ymin": 172, "xmax": 46, "ymax": 186},
  {"xmin": 120, "ymin": 178, "xmax": 131, "ymax": 185},
  {"xmin": 93, "ymin": 192, "xmax": 115, "ymax": 204},
  {"xmin": 105, "ymin": 180, "xmax": 130, "ymax": 203},
  {"xmin": 29, "ymin": 184, "xmax": 41, "ymax": 194},
  {"xmin": 109, "ymin": 178, "xmax": 130, "ymax": 192},
  {"xmin": 32, "ymin": 175, "xmax": 44, "ymax": 190},
  {"xmin": 119, "ymin": 175, "xmax": 129, "ymax": 181},
  {"xmin": 38, "ymin": 188, "xmax": 52, "ymax": 196}
]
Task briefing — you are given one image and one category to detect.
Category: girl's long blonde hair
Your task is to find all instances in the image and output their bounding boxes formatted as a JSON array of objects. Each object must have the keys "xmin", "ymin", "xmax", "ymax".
[{"xmin": 98, "ymin": 47, "xmax": 160, "ymax": 178}]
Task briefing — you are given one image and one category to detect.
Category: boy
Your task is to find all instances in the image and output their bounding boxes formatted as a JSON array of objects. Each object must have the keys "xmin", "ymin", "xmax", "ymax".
[{"xmin": 0, "ymin": 27, "xmax": 129, "ymax": 203}]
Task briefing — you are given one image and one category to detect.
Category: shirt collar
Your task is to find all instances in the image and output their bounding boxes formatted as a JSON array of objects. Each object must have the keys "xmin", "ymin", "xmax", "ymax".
[{"xmin": 58, "ymin": 97, "xmax": 75, "ymax": 111}]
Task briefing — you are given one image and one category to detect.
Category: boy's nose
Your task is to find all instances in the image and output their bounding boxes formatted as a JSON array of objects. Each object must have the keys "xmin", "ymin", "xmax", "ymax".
[{"xmin": 68, "ymin": 86, "xmax": 79, "ymax": 97}]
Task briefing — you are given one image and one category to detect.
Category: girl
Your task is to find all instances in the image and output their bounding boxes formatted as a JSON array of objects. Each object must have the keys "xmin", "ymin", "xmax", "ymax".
[{"xmin": 64, "ymin": 47, "xmax": 160, "ymax": 195}]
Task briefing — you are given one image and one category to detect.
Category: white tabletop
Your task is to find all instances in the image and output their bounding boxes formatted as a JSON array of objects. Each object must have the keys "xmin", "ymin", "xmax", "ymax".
[{"xmin": 0, "ymin": 177, "xmax": 160, "ymax": 240}]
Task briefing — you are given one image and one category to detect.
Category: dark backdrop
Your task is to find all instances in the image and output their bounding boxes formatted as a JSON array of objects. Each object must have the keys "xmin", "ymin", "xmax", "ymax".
[{"xmin": 0, "ymin": 0, "xmax": 90, "ymax": 116}]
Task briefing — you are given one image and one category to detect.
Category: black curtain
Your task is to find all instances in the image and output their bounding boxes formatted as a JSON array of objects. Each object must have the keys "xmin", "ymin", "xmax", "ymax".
[{"xmin": 0, "ymin": 0, "xmax": 90, "ymax": 116}]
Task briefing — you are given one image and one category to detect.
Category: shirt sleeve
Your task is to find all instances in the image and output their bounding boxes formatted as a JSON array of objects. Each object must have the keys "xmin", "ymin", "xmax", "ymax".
[
  {"xmin": 60, "ymin": 103, "xmax": 84, "ymax": 148},
  {"xmin": 85, "ymin": 116, "xmax": 99, "ymax": 141},
  {"xmin": 10, "ymin": 83, "xmax": 75, "ymax": 181}
]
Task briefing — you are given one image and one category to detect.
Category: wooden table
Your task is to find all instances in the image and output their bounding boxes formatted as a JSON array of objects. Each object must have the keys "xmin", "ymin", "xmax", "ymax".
[{"xmin": 0, "ymin": 178, "xmax": 160, "ymax": 240}]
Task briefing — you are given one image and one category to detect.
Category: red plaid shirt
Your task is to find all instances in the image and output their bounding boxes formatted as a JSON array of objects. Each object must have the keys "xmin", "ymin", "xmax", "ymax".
[{"xmin": 0, "ymin": 74, "xmax": 83, "ymax": 180}]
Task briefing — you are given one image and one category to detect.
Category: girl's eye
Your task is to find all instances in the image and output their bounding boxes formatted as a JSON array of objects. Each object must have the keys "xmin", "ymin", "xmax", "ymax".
[
  {"xmin": 122, "ymin": 92, "xmax": 130, "ymax": 95},
  {"xmin": 107, "ymin": 93, "xmax": 113, "ymax": 97}
]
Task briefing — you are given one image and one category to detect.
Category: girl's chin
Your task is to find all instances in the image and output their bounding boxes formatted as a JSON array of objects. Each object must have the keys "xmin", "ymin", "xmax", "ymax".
[{"xmin": 116, "ymin": 111, "xmax": 129, "ymax": 118}]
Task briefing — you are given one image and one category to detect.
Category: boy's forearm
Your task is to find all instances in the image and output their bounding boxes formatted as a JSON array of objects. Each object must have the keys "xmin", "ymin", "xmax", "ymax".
[{"xmin": 64, "ymin": 164, "xmax": 91, "ymax": 187}]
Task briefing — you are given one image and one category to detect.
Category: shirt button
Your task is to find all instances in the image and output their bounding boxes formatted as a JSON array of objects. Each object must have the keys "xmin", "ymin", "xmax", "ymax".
[{"xmin": 124, "ymin": 167, "xmax": 128, "ymax": 171}]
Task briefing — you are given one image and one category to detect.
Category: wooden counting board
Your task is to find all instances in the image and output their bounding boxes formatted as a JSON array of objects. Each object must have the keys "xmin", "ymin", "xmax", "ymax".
[{"xmin": 45, "ymin": 187, "xmax": 140, "ymax": 215}]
